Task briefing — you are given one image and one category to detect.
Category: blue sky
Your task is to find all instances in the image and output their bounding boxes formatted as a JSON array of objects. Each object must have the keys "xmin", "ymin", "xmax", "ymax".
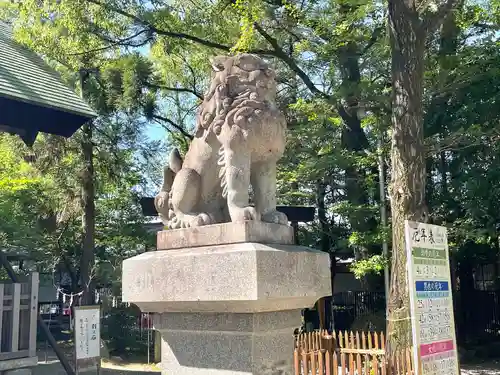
[
  {"xmin": 134, "ymin": 43, "xmax": 169, "ymax": 144},
  {"xmin": 146, "ymin": 122, "xmax": 167, "ymax": 142}
]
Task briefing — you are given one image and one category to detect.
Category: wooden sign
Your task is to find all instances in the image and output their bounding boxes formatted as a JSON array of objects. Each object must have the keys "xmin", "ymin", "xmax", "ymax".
[{"xmin": 405, "ymin": 221, "xmax": 459, "ymax": 375}]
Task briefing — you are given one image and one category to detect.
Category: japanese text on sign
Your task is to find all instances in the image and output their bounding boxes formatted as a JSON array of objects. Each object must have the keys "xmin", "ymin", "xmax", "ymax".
[
  {"xmin": 74, "ymin": 306, "xmax": 100, "ymax": 360},
  {"xmin": 405, "ymin": 221, "xmax": 459, "ymax": 375}
]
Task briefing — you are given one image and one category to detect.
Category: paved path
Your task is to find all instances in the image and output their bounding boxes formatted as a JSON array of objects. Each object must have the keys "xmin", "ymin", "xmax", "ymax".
[
  {"xmin": 34, "ymin": 347, "xmax": 500, "ymax": 375},
  {"xmin": 461, "ymin": 363, "xmax": 500, "ymax": 375},
  {"xmin": 34, "ymin": 348, "xmax": 159, "ymax": 375}
]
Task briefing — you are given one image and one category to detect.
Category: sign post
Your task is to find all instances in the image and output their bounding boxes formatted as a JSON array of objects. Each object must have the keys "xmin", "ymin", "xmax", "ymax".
[
  {"xmin": 405, "ymin": 221, "xmax": 460, "ymax": 375},
  {"xmin": 74, "ymin": 306, "xmax": 101, "ymax": 375}
]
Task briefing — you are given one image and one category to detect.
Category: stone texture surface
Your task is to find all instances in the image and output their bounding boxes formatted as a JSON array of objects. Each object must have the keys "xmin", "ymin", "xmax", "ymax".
[
  {"xmin": 155, "ymin": 310, "xmax": 300, "ymax": 375},
  {"xmin": 154, "ymin": 54, "xmax": 289, "ymax": 229},
  {"xmin": 0, "ymin": 357, "xmax": 37, "ymax": 371},
  {"xmin": 122, "ymin": 242, "xmax": 331, "ymax": 313},
  {"xmin": 3, "ymin": 369, "xmax": 32, "ymax": 375},
  {"xmin": 157, "ymin": 221, "xmax": 294, "ymax": 250}
]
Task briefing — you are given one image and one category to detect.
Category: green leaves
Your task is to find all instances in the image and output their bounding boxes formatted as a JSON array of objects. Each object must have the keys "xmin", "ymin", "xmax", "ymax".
[
  {"xmin": 1, "ymin": 0, "xmax": 498, "ymax": 288},
  {"xmin": 351, "ymin": 255, "xmax": 388, "ymax": 279}
]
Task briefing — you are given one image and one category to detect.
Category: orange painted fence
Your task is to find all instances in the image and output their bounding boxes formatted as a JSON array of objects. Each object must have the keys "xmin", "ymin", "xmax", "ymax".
[{"xmin": 294, "ymin": 330, "xmax": 413, "ymax": 375}]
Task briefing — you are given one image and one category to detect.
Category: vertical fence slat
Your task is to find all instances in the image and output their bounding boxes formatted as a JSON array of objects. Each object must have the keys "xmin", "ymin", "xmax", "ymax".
[
  {"xmin": 318, "ymin": 350, "xmax": 324, "ymax": 375},
  {"xmin": 326, "ymin": 350, "xmax": 332, "ymax": 375},
  {"xmin": 372, "ymin": 354, "xmax": 379, "ymax": 375},
  {"xmin": 311, "ymin": 351, "xmax": 318, "ymax": 375},
  {"xmin": 293, "ymin": 330, "xmax": 415, "ymax": 375},
  {"xmin": 293, "ymin": 350, "xmax": 298, "ymax": 374},
  {"xmin": 302, "ymin": 350, "xmax": 309, "ymax": 375},
  {"xmin": 29, "ymin": 272, "xmax": 39, "ymax": 357},
  {"xmin": 11, "ymin": 283, "xmax": 21, "ymax": 352},
  {"xmin": 340, "ymin": 352, "xmax": 346, "ymax": 375}
]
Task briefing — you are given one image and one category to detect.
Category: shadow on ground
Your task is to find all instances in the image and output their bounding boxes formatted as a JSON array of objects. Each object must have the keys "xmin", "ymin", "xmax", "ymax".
[{"xmin": 35, "ymin": 347, "xmax": 159, "ymax": 375}]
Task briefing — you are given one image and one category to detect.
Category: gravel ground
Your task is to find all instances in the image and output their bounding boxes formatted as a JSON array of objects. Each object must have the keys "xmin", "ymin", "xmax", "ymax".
[{"xmin": 461, "ymin": 362, "xmax": 500, "ymax": 375}]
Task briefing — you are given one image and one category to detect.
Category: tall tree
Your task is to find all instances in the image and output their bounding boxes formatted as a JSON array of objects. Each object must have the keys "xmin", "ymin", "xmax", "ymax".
[
  {"xmin": 80, "ymin": 70, "xmax": 97, "ymax": 305},
  {"xmin": 386, "ymin": 0, "xmax": 458, "ymax": 352}
]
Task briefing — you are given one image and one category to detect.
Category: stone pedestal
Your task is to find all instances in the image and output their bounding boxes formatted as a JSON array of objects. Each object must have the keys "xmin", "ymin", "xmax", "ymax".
[
  {"xmin": 122, "ymin": 222, "xmax": 332, "ymax": 375},
  {"xmin": 155, "ymin": 311, "xmax": 300, "ymax": 375}
]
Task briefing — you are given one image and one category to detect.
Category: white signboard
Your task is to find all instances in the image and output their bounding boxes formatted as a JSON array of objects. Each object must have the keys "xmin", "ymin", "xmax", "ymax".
[
  {"xmin": 74, "ymin": 306, "xmax": 100, "ymax": 360},
  {"xmin": 405, "ymin": 221, "xmax": 460, "ymax": 375}
]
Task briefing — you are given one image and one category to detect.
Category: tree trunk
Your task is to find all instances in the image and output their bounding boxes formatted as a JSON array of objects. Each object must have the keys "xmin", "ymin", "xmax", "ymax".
[
  {"xmin": 386, "ymin": 1, "xmax": 428, "ymax": 353},
  {"xmin": 317, "ymin": 180, "xmax": 333, "ymax": 330},
  {"xmin": 81, "ymin": 121, "xmax": 96, "ymax": 305},
  {"xmin": 338, "ymin": 42, "xmax": 376, "ymax": 263}
]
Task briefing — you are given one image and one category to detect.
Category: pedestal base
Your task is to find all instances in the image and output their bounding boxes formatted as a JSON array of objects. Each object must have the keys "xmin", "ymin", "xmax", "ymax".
[
  {"xmin": 122, "ymin": 242, "xmax": 331, "ymax": 313},
  {"xmin": 122, "ymin": 223, "xmax": 332, "ymax": 375},
  {"xmin": 155, "ymin": 310, "xmax": 300, "ymax": 375}
]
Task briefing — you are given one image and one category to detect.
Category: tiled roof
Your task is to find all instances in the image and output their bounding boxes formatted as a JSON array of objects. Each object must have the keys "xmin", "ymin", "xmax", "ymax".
[{"xmin": 0, "ymin": 21, "xmax": 96, "ymax": 143}]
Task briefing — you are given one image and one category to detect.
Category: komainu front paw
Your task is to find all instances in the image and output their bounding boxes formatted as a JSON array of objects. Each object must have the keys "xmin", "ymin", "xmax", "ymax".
[
  {"xmin": 230, "ymin": 206, "xmax": 261, "ymax": 223},
  {"xmin": 190, "ymin": 213, "xmax": 213, "ymax": 227},
  {"xmin": 262, "ymin": 210, "xmax": 288, "ymax": 225},
  {"xmin": 169, "ymin": 213, "xmax": 213, "ymax": 228}
]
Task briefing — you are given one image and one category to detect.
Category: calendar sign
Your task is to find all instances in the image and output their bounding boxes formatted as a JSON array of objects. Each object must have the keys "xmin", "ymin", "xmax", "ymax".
[
  {"xmin": 74, "ymin": 306, "xmax": 101, "ymax": 374},
  {"xmin": 405, "ymin": 221, "xmax": 459, "ymax": 375}
]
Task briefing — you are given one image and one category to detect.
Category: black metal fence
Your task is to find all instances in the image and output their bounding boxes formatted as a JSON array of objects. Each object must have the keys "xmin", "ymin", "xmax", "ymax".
[
  {"xmin": 324, "ymin": 291, "xmax": 385, "ymax": 331},
  {"xmin": 454, "ymin": 290, "xmax": 500, "ymax": 345},
  {"xmin": 321, "ymin": 290, "xmax": 500, "ymax": 346}
]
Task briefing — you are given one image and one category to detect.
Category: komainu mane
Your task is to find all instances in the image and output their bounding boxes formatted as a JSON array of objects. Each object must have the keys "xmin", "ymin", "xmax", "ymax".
[{"xmin": 154, "ymin": 54, "xmax": 288, "ymax": 229}]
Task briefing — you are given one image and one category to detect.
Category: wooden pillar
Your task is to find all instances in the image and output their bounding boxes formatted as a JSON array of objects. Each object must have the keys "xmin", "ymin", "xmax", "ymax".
[
  {"xmin": 11, "ymin": 283, "xmax": 21, "ymax": 352},
  {"xmin": 29, "ymin": 272, "xmax": 39, "ymax": 357}
]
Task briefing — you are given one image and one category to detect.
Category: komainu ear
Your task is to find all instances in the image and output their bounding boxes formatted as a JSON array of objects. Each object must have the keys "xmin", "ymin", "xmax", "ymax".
[
  {"xmin": 210, "ymin": 56, "xmax": 229, "ymax": 72},
  {"xmin": 234, "ymin": 54, "xmax": 268, "ymax": 71}
]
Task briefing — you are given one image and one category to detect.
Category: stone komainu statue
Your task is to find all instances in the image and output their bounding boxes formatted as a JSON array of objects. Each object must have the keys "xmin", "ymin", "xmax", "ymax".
[{"xmin": 154, "ymin": 54, "xmax": 289, "ymax": 229}]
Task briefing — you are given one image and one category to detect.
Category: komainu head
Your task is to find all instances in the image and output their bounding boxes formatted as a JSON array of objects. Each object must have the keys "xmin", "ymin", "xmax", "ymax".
[{"xmin": 195, "ymin": 54, "xmax": 279, "ymax": 136}]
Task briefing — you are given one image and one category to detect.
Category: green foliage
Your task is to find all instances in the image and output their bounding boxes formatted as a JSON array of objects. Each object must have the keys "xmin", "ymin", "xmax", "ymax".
[
  {"xmin": 1, "ymin": 0, "xmax": 499, "ymax": 284},
  {"xmin": 350, "ymin": 255, "xmax": 388, "ymax": 280},
  {"xmin": 101, "ymin": 304, "xmax": 150, "ymax": 358}
]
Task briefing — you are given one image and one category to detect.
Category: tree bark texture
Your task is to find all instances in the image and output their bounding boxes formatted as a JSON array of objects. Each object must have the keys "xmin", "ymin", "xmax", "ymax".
[
  {"xmin": 338, "ymin": 42, "xmax": 376, "ymax": 262},
  {"xmin": 316, "ymin": 180, "xmax": 334, "ymax": 330},
  {"xmin": 386, "ymin": 0, "xmax": 428, "ymax": 353},
  {"xmin": 80, "ymin": 121, "xmax": 96, "ymax": 305}
]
